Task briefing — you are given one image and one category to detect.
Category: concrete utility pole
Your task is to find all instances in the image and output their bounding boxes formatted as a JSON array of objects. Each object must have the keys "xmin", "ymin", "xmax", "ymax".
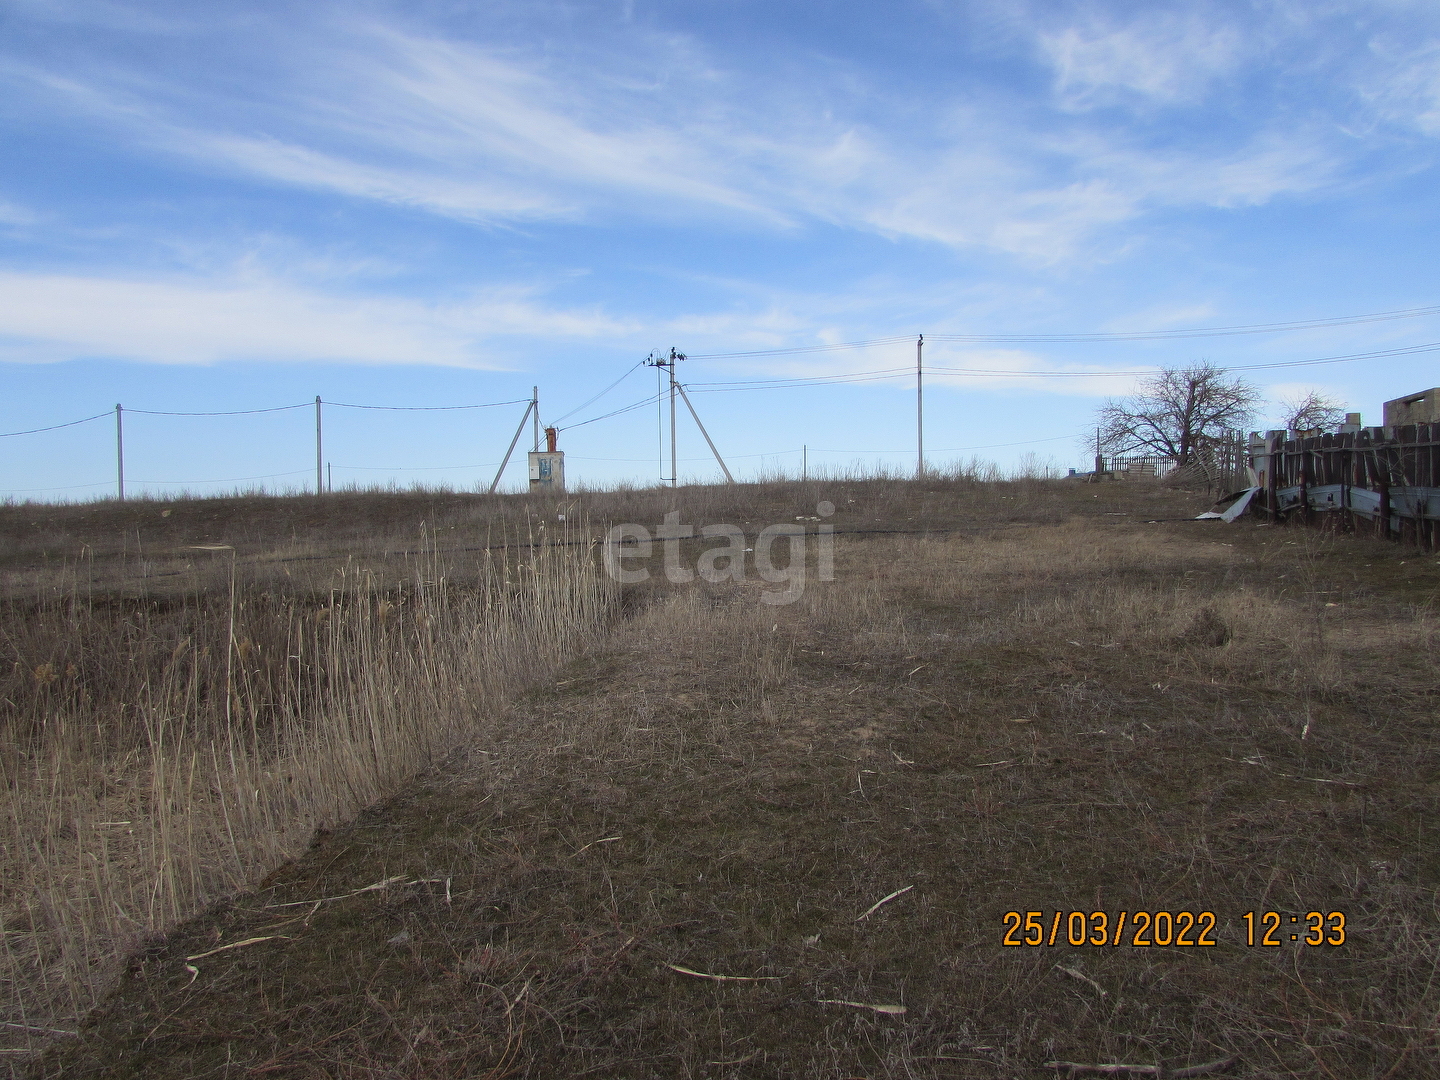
[
  {"xmin": 490, "ymin": 399, "xmax": 537, "ymax": 495},
  {"xmin": 115, "ymin": 403, "xmax": 125, "ymax": 501},
  {"xmin": 531, "ymin": 387, "xmax": 540, "ymax": 451},
  {"xmin": 916, "ymin": 334, "xmax": 924, "ymax": 478},
  {"xmin": 669, "ymin": 351, "xmax": 678, "ymax": 487},
  {"xmin": 675, "ymin": 381, "xmax": 734, "ymax": 483},
  {"xmin": 315, "ymin": 397, "xmax": 323, "ymax": 496},
  {"xmin": 645, "ymin": 349, "xmax": 685, "ymax": 486}
]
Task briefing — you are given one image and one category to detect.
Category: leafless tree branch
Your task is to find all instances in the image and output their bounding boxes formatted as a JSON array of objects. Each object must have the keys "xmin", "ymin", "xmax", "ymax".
[{"xmin": 1098, "ymin": 363, "xmax": 1260, "ymax": 466}]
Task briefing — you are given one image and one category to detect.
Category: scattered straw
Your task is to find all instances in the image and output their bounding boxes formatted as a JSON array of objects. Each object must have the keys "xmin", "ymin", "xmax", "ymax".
[
  {"xmin": 815, "ymin": 999, "xmax": 907, "ymax": 1015},
  {"xmin": 1043, "ymin": 1053, "xmax": 1239, "ymax": 1077},
  {"xmin": 855, "ymin": 884, "xmax": 914, "ymax": 921},
  {"xmin": 186, "ymin": 935, "xmax": 294, "ymax": 962},
  {"xmin": 1055, "ymin": 964, "xmax": 1108, "ymax": 997},
  {"xmin": 570, "ymin": 836, "xmax": 622, "ymax": 856},
  {"xmin": 665, "ymin": 963, "xmax": 780, "ymax": 982}
]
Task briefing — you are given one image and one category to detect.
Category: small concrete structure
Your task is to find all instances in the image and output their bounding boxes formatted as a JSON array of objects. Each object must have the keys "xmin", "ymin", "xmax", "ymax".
[
  {"xmin": 528, "ymin": 426, "xmax": 565, "ymax": 493},
  {"xmin": 1384, "ymin": 388, "xmax": 1440, "ymax": 427}
]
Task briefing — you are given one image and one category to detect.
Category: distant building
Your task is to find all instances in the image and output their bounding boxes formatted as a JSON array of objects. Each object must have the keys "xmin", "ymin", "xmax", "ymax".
[{"xmin": 1383, "ymin": 387, "xmax": 1440, "ymax": 427}]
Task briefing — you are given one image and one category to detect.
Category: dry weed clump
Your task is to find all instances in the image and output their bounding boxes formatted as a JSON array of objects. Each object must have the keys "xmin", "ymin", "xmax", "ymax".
[{"xmin": 0, "ymin": 526, "xmax": 612, "ymax": 1061}]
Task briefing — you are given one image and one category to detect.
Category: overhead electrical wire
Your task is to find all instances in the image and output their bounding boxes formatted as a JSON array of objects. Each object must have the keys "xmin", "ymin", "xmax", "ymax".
[
  {"xmin": 0, "ymin": 411, "xmax": 111, "ymax": 438},
  {"xmin": 923, "ymin": 340, "xmax": 1440, "ymax": 378},
  {"xmin": 106, "ymin": 398, "xmax": 528, "ymax": 418},
  {"xmin": 685, "ymin": 371, "xmax": 910, "ymax": 391},
  {"xmin": 684, "ymin": 303, "xmax": 1440, "ymax": 359},
  {"xmin": 560, "ymin": 388, "xmax": 666, "ymax": 431},
  {"xmin": 689, "ymin": 335, "xmax": 917, "ymax": 360},
  {"xmin": 558, "ymin": 369, "xmax": 914, "ymax": 429},
  {"xmin": 334, "ymin": 460, "xmax": 503, "ymax": 472},
  {"xmin": 687, "ymin": 370, "xmax": 913, "ymax": 393},
  {"xmin": 552, "ymin": 361, "xmax": 644, "ymax": 425},
  {"xmin": 128, "ymin": 403, "xmax": 312, "ymax": 416},
  {"xmin": 326, "ymin": 398, "xmax": 528, "ymax": 411},
  {"xmin": 803, "ymin": 431, "xmax": 1089, "ymax": 454},
  {"xmin": 556, "ymin": 335, "xmax": 1431, "ymax": 428},
  {"xmin": 8, "ymin": 300, "xmax": 1436, "ymax": 490},
  {"xmin": 132, "ymin": 469, "xmax": 314, "ymax": 485},
  {"xmin": 928, "ymin": 303, "xmax": 1440, "ymax": 343}
]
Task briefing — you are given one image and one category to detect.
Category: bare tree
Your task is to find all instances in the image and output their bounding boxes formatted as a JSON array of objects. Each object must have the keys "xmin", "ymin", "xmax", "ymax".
[
  {"xmin": 1278, "ymin": 390, "xmax": 1347, "ymax": 434},
  {"xmin": 1098, "ymin": 362, "xmax": 1260, "ymax": 466}
]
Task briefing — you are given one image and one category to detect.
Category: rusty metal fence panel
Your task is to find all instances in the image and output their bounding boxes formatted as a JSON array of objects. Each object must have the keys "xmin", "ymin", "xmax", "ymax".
[{"xmin": 1248, "ymin": 423, "xmax": 1440, "ymax": 550}]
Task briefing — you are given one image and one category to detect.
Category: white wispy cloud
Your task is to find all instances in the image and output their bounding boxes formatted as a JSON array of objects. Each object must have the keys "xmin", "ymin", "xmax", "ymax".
[
  {"xmin": 1036, "ymin": 8, "xmax": 1244, "ymax": 110},
  {"xmin": 923, "ymin": 346, "xmax": 1150, "ymax": 397},
  {"xmin": 0, "ymin": 198, "xmax": 43, "ymax": 226},
  {"xmin": 0, "ymin": 270, "xmax": 636, "ymax": 367},
  {"xmin": 5, "ymin": 4, "xmax": 1388, "ymax": 263}
]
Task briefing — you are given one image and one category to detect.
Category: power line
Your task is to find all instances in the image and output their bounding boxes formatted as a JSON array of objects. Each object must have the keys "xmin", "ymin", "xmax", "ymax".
[
  {"xmin": 804, "ymin": 432, "xmax": 1089, "ymax": 454},
  {"xmin": 688, "ymin": 370, "xmax": 913, "ymax": 393},
  {"xmin": 552, "ymin": 362, "xmax": 644, "ymax": 424},
  {"xmin": 77, "ymin": 398, "xmax": 529, "ymax": 419},
  {"xmin": 686, "ymin": 366, "xmax": 912, "ymax": 389},
  {"xmin": 332, "ymin": 461, "xmax": 503, "ymax": 472},
  {"xmin": 0, "ymin": 412, "xmax": 111, "ymax": 437},
  {"xmin": 560, "ymin": 388, "xmax": 666, "ymax": 431},
  {"xmin": 684, "ymin": 303, "xmax": 1440, "ymax": 359},
  {"xmin": 326, "ymin": 398, "xmax": 529, "ymax": 411},
  {"xmin": 127, "ymin": 404, "xmax": 312, "ymax": 416},
  {"xmin": 688, "ymin": 336, "xmax": 916, "ymax": 360},
  {"xmin": 1, "ymin": 479, "xmax": 114, "ymax": 492},
  {"xmin": 928, "ymin": 303, "xmax": 1440, "ymax": 343},
  {"xmin": 923, "ymin": 340, "xmax": 1440, "ymax": 378},
  {"xmin": 133, "ymin": 469, "xmax": 314, "ymax": 484}
]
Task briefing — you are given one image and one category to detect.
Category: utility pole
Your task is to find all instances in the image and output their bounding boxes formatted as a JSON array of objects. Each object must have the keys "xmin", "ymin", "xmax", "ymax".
[
  {"xmin": 803, "ymin": 444, "xmax": 807, "ymax": 482},
  {"xmin": 675, "ymin": 381, "xmax": 733, "ymax": 483},
  {"xmin": 668, "ymin": 350, "xmax": 678, "ymax": 487},
  {"xmin": 115, "ymin": 403, "xmax": 124, "ymax": 501},
  {"xmin": 916, "ymin": 334, "xmax": 924, "ymax": 478},
  {"xmin": 315, "ymin": 396, "xmax": 323, "ymax": 496},
  {"xmin": 489, "ymin": 399, "xmax": 537, "ymax": 495},
  {"xmin": 531, "ymin": 386, "xmax": 540, "ymax": 451},
  {"xmin": 646, "ymin": 348, "xmax": 684, "ymax": 486}
]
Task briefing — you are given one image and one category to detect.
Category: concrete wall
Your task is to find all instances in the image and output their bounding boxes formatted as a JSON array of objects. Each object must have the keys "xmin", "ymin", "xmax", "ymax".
[
  {"xmin": 1384, "ymin": 387, "xmax": 1440, "ymax": 427},
  {"xmin": 528, "ymin": 451, "xmax": 565, "ymax": 493}
]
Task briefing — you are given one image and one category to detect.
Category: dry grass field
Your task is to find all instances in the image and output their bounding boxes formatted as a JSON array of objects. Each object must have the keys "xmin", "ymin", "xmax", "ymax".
[{"xmin": 4, "ymin": 476, "xmax": 1438, "ymax": 1078}]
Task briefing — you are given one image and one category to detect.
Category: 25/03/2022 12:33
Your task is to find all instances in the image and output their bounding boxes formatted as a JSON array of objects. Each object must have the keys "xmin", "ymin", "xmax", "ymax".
[{"xmin": 1001, "ymin": 910, "xmax": 1347, "ymax": 947}]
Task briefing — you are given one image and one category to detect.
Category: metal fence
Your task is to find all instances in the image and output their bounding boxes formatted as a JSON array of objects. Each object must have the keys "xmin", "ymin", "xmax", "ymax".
[{"xmin": 1101, "ymin": 433, "xmax": 1249, "ymax": 493}]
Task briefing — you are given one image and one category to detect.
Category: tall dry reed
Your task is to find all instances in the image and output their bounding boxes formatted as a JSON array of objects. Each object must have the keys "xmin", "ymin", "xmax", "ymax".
[{"xmin": 0, "ymin": 525, "xmax": 613, "ymax": 1059}]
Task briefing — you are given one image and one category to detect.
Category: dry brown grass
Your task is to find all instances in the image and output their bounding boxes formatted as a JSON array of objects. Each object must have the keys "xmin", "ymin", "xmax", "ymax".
[
  {"xmin": 9, "ymin": 477, "xmax": 1440, "ymax": 1078},
  {"xmin": 0, "ymin": 519, "xmax": 612, "ymax": 1064}
]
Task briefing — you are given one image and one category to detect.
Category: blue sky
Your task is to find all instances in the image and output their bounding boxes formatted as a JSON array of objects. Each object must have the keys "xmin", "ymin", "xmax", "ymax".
[{"xmin": 3, "ymin": 0, "xmax": 1440, "ymax": 498}]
